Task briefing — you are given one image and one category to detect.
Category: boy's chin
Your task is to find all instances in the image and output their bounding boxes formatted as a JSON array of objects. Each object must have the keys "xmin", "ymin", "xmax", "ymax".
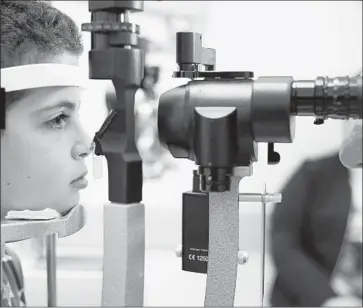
[
  {"xmin": 34, "ymin": 191, "xmax": 81, "ymax": 216},
  {"xmin": 56, "ymin": 192, "xmax": 81, "ymax": 216}
]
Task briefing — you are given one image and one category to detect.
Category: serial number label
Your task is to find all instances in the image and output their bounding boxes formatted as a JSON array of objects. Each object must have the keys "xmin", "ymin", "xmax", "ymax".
[{"xmin": 188, "ymin": 254, "xmax": 208, "ymax": 262}]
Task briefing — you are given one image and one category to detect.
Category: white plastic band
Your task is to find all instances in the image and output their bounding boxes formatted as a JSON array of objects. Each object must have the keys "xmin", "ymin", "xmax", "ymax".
[{"xmin": 1, "ymin": 64, "xmax": 88, "ymax": 92}]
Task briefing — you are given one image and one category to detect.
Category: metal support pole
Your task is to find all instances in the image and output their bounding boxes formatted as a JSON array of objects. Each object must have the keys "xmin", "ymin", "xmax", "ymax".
[
  {"xmin": 204, "ymin": 176, "xmax": 241, "ymax": 306},
  {"xmin": 101, "ymin": 202, "xmax": 145, "ymax": 306},
  {"xmin": 260, "ymin": 185, "xmax": 267, "ymax": 307},
  {"xmin": 46, "ymin": 234, "xmax": 57, "ymax": 307}
]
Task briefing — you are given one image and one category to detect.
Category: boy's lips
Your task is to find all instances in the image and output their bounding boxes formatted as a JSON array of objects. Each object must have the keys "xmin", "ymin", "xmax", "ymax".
[{"xmin": 70, "ymin": 171, "xmax": 88, "ymax": 189}]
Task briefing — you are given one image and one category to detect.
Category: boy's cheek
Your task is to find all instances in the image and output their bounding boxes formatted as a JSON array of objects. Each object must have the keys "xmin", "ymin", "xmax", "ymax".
[
  {"xmin": 2, "ymin": 150, "xmax": 80, "ymax": 214},
  {"xmin": 2, "ymin": 173, "xmax": 81, "ymax": 213},
  {"xmin": 2, "ymin": 126, "xmax": 83, "ymax": 213}
]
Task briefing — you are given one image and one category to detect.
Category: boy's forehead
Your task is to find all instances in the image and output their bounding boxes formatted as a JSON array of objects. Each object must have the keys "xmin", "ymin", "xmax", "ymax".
[{"xmin": 23, "ymin": 86, "xmax": 83, "ymax": 112}]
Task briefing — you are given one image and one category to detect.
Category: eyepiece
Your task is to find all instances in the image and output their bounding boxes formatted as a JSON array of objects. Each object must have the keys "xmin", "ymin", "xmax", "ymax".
[{"xmin": 291, "ymin": 76, "xmax": 362, "ymax": 120}]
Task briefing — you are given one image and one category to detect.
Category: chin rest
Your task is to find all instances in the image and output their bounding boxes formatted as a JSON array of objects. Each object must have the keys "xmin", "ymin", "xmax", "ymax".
[
  {"xmin": 1, "ymin": 205, "xmax": 85, "ymax": 307},
  {"xmin": 1, "ymin": 204, "xmax": 85, "ymax": 246}
]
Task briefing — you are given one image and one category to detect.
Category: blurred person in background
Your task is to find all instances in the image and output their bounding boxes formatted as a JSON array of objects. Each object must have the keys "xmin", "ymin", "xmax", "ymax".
[{"xmin": 269, "ymin": 119, "xmax": 362, "ymax": 307}]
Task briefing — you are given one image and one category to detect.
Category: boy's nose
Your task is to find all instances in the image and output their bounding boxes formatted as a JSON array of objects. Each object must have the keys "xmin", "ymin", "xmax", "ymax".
[
  {"xmin": 72, "ymin": 130, "xmax": 92, "ymax": 160},
  {"xmin": 72, "ymin": 142, "xmax": 92, "ymax": 160}
]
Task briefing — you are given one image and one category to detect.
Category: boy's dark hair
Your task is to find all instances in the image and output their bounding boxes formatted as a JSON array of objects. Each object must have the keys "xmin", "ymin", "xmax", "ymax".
[{"xmin": 1, "ymin": 0, "xmax": 84, "ymax": 108}]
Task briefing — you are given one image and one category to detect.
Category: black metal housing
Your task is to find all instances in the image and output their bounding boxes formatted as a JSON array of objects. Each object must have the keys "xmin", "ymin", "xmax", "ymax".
[
  {"xmin": 82, "ymin": 1, "xmax": 144, "ymax": 203},
  {"xmin": 159, "ymin": 31, "xmax": 363, "ymax": 276},
  {"xmin": 158, "ymin": 32, "xmax": 362, "ymax": 194},
  {"xmin": 182, "ymin": 171, "xmax": 209, "ymax": 274}
]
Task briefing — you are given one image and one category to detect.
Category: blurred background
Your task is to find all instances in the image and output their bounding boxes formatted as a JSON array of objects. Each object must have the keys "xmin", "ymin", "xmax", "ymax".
[{"xmin": 6, "ymin": 1, "xmax": 362, "ymax": 306}]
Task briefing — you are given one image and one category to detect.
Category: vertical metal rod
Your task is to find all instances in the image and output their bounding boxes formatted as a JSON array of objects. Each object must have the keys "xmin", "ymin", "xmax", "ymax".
[
  {"xmin": 261, "ymin": 184, "xmax": 267, "ymax": 307},
  {"xmin": 261, "ymin": 201, "xmax": 266, "ymax": 306},
  {"xmin": 46, "ymin": 234, "xmax": 57, "ymax": 307}
]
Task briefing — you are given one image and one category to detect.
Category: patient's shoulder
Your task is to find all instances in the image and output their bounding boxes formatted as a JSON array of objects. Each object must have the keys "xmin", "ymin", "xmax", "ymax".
[
  {"xmin": 3, "ymin": 246, "xmax": 24, "ymax": 283},
  {"xmin": 4, "ymin": 246, "xmax": 21, "ymax": 265}
]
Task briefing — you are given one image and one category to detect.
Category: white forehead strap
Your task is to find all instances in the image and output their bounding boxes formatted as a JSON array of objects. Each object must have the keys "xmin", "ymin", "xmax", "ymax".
[{"xmin": 1, "ymin": 64, "xmax": 88, "ymax": 92}]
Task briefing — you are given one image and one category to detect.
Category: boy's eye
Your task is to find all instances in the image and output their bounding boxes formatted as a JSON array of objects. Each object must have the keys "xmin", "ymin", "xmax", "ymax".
[{"xmin": 47, "ymin": 113, "xmax": 70, "ymax": 130}]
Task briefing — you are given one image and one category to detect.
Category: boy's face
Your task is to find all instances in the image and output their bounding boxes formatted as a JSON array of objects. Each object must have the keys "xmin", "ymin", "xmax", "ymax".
[{"xmin": 1, "ymin": 55, "xmax": 91, "ymax": 216}]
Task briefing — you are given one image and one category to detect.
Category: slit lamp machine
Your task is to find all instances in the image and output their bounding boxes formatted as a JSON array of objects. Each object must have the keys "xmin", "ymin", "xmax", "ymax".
[{"xmin": 1, "ymin": 1, "xmax": 362, "ymax": 306}]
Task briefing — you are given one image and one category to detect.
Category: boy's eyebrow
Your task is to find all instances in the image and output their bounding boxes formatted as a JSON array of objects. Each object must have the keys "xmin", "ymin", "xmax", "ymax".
[{"xmin": 36, "ymin": 101, "xmax": 79, "ymax": 113}]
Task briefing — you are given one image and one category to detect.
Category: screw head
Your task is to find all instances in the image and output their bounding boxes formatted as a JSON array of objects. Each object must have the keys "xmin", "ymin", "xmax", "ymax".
[
  {"xmin": 262, "ymin": 193, "xmax": 282, "ymax": 204},
  {"xmin": 238, "ymin": 251, "xmax": 249, "ymax": 265},
  {"xmin": 175, "ymin": 244, "xmax": 182, "ymax": 258}
]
